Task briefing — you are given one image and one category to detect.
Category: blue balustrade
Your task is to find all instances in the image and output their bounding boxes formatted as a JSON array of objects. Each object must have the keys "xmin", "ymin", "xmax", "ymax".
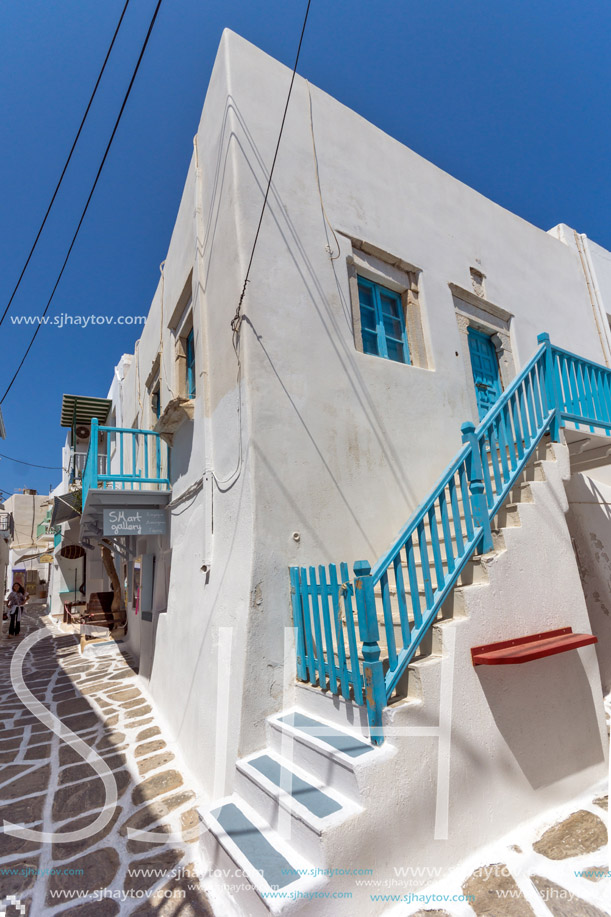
[
  {"xmin": 291, "ymin": 332, "xmax": 611, "ymax": 743},
  {"xmin": 82, "ymin": 417, "xmax": 171, "ymax": 506},
  {"xmin": 551, "ymin": 343, "xmax": 611, "ymax": 435}
]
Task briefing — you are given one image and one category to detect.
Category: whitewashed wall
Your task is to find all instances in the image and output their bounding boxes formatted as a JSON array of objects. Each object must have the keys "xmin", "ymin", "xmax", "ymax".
[
  {"xmin": 565, "ymin": 472, "xmax": 611, "ymax": 694},
  {"xmin": 222, "ymin": 32, "xmax": 611, "ymax": 759},
  {"xmin": 104, "ymin": 31, "xmax": 611, "ymax": 800}
]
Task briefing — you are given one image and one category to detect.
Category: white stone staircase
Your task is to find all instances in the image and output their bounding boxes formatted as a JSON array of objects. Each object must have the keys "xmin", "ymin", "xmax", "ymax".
[
  {"xmin": 199, "ymin": 436, "xmax": 607, "ymax": 916},
  {"xmin": 200, "ymin": 706, "xmax": 392, "ymax": 916}
]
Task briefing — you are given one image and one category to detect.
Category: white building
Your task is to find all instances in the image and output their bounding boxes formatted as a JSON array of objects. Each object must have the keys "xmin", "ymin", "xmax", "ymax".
[
  {"xmin": 49, "ymin": 31, "xmax": 611, "ymax": 913},
  {"xmin": 0, "ymin": 502, "xmax": 11, "ymax": 597},
  {"xmin": 3, "ymin": 490, "xmax": 53, "ymax": 598}
]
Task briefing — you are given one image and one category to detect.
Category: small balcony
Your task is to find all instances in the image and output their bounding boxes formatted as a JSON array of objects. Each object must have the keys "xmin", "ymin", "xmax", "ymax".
[
  {"xmin": 72, "ymin": 449, "xmax": 107, "ymax": 482},
  {"xmin": 81, "ymin": 419, "xmax": 172, "ymax": 535},
  {"xmin": 36, "ymin": 523, "xmax": 57, "ymax": 543},
  {"xmin": 0, "ymin": 512, "xmax": 12, "ymax": 538}
]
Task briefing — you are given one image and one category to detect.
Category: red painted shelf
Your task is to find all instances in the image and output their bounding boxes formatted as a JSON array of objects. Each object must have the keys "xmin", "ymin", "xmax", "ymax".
[{"xmin": 471, "ymin": 627, "xmax": 598, "ymax": 666}]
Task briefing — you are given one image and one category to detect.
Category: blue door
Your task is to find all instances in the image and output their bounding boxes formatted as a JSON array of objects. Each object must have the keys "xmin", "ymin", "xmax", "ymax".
[{"xmin": 468, "ymin": 328, "xmax": 502, "ymax": 421}]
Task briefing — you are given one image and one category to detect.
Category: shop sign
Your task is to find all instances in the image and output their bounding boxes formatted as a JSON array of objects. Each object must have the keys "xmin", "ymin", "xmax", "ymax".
[{"xmin": 103, "ymin": 508, "xmax": 166, "ymax": 536}]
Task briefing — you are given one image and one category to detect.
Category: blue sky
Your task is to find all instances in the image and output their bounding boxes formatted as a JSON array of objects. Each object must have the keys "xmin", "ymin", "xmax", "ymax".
[{"xmin": 0, "ymin": 0, "xmax": 609, "ymax": 496}]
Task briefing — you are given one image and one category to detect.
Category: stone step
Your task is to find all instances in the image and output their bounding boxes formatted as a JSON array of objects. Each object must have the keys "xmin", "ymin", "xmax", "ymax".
[
  {"xmin": 267, "ymin": 709, "xmax": 380, "ymax": 800},
  {"xmin": 377, "ymin": 541, "xmax": 501, "ymax": 600},
  {"xmin": 399, "ymin": 489, "xmax": 527, "ymax": 569},
  {"xmin": 373, "ymin": 590, "xmax": 486, "ymax": 657},
  {"xmin": 509, "ymin": 480, "xmax": 535, "ymax": 503},
  {"xmin": 404, "ymin": 652, "xmax": 444, "ymax": 702},
  {"xmin": 309, "ymin": 625, "xmax": 441, "ymax": 680},
  {"xmin": 494, "ymin": 503, "xmax": 521, "ymax": 528},
  {"xmin": 294, "ymin": 681, "xmax": 372, "ymax": 732},
  {"xmin": 201, "ymin": 795, "xmax": 324, "ymax": 915},
  {"xmin": 235, "ymin": 750, "xmax": 359, "ymax": 864},
  {"xmin": 319, "ymin": 576, "xmax": 481, "ymax": 673}
]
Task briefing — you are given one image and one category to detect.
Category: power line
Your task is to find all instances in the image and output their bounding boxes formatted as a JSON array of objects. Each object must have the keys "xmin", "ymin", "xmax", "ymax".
[
  {"xmin": 232, "ymin": 0, "xmax": 313, "ymax": 336},
  {"xmin": 0, "ymin": 0, "xmax": 131, "ymax": 330},
  {"xmin": 0, "ymin": 452, "xmax": 63, "ymax": 470},
  {"xmin": 0, "ymin": 0, "xmax": 164, "ymax": 405}
]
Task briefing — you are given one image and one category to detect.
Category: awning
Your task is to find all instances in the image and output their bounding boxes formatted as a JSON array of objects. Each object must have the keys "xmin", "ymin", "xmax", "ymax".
[
  {"xmin": 12, "ymin": 550, "xmax": 49, "ymax": 564},
  {"xmin": 60, "ymin": 394, "xmax": 112, "ymax": 428},
  {"xmin": 51, "ymin": 490, "xmax": 82, "ymax": 526}
]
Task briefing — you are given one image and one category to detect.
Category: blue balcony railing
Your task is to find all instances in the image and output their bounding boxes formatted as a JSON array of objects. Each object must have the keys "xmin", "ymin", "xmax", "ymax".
[{"xmin": 82, "ymin": 418, "xmax": 171, "ymax": 506}]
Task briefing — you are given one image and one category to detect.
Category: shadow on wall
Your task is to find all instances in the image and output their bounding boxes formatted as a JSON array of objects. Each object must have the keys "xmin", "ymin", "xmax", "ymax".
[
  {"xmin": 195, "ymin": 91, "xmax": 407, "ymax": 554},
  {"xmin": 477, "ymin": 651, "xmax": 605, "ymax": 789},
  {"xmin": 564, "ymin": 472, "xmax": 611, "ymax": 694},
  {"xmin": 169, "ymin": 419, "xmax": 194, "ymax": 485},
  {"xmin": 226, "ymin": 93, "xmax": 438, "ymax": 542}
]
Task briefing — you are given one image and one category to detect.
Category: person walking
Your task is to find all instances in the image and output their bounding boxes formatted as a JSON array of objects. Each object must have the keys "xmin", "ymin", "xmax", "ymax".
[{"xmin": 6, "ymin": 583, "xmax": 27, "ymax": 637}]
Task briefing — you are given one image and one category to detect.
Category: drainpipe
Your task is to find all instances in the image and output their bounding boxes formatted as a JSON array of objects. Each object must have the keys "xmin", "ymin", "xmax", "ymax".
[{"xmin": 574, "ymin": 230, "xmax": 611, "ymax": 367}]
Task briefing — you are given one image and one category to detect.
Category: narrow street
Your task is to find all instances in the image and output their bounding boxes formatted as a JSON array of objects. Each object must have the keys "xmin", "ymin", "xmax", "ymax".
[
  {"xmin": 0, "ymin": 602, "xmax": 213, "ymax": 916},
  {"xmin": 403, "ymin": 783, "xmax": 610, "ymax": 917}
]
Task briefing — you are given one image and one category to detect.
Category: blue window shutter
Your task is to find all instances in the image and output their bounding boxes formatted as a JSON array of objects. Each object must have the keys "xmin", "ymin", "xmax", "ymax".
[
  {"xmin": 186, "ymin": 329, "xmax": 196, "ymax": 398},
  {"xmin": 357, "ymin": 278, "xmax": 380, "ymax": 356},
  {"xmin": 357, "ymin": 276, "xmax": 410, "ymax": 364}
]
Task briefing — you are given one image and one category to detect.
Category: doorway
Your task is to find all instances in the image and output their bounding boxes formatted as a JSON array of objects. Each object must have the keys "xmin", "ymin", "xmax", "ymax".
[{"xmin": 468, "ymin": 327, "xmax": 503, "ymax": 421}]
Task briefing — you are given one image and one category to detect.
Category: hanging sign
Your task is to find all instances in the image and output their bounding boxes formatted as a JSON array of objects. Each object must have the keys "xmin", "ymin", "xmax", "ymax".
[{"xmin": 103, "ymin": 508, "xmax": 167, "ymax": 536}]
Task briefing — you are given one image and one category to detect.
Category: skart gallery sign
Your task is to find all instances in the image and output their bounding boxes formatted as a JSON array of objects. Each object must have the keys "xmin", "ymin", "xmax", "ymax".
[{"xmin": 103, "ymin": 509, "xmax": 167, "ymax": 536}]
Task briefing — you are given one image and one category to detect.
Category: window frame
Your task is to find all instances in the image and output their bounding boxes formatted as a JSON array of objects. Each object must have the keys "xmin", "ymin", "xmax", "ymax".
[
  {"xmin": 171, "ymin": 306, "xmax": 196, "ymax": 401},
  {"xmin": 167, "ymin": 274, "xmax": 196, "ymax": 403},
  {"xmin": 151, "ymin": 387, "xmax": 161, "ymax": 420},
  {"xmin": 356, "ymin": 275, "xmax": 411, "ymax": 365},
  {"xmin": 145, "ymin": 357, "xmax": 162, "ymax": 425}
]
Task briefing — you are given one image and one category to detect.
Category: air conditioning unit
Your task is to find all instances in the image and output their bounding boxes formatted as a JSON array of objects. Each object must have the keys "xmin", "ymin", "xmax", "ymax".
[{"xmin": 75, "ymin": 425, "xmax": 90, "ymax": 441}]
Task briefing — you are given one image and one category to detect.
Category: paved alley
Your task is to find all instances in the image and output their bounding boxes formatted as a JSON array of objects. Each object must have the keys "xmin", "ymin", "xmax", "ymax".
[
  {"xmin": 401, "ymin": 778, "xmax": 610, "ymax": 917},
  {"xmin": 0, "ymin": 602, "xmax": 214, "ymax": 916}
]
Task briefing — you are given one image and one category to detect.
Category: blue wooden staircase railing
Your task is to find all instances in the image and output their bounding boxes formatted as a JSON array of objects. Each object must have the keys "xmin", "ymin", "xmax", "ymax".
[{"xmin": 290, "ymin": 334, "xmax": 611, "ymax": 743}]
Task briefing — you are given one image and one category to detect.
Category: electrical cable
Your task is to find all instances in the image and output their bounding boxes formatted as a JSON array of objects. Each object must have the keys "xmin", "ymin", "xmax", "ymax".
[
  {"xmin": 0, "ymin": 452, "xmax": 63, "ymax": 470},
  {"xmin": 0, "ymin": 0, "xmax": 131, "ymax": 329},
  {"xmin": 0, "ymin": 0, "xmax": 164, "ymax": 405},
  {"xmin": 231, "ymin": 0, "xmax": 313, "ymax": 338},
  {"xmin": 306, "ymin": 81, "xmax": 340, "ymax": 260},
  {"xmin": 216, "ymin": 0, "xmax": 312, "ymax": 493}
]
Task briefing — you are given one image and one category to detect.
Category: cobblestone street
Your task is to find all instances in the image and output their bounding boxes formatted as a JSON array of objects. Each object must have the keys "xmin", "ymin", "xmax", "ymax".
[
  {"xmin": 405, "ymin": 782, "xmax": 610, "ymax": 917},
  {"xmin": 0, "ymin": 603, "xmax": 213, "ymax": 916}
]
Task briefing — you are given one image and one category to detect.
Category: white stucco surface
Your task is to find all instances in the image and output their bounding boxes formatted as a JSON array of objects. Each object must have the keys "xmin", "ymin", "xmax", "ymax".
[
  {"xmin": 566, "ymin": 471, "xmax": 611, "ymax": 695},
  {"xmin": 65, "ymin": 31, "xmax": 611, "ymax": 904}
]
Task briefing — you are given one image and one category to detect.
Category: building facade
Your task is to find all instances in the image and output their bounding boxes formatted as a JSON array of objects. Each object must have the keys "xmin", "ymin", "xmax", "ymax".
[
  {"xmin": 0, "ymin": 502, "xmax": 11, "ymax": 598},
  {"xmin": 48, "ymin": 31, "xmax": 611, "ymax": 913},
  {"xmin": 3, "ymin": 490, "xmax": 53, "ymax": 599}
]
